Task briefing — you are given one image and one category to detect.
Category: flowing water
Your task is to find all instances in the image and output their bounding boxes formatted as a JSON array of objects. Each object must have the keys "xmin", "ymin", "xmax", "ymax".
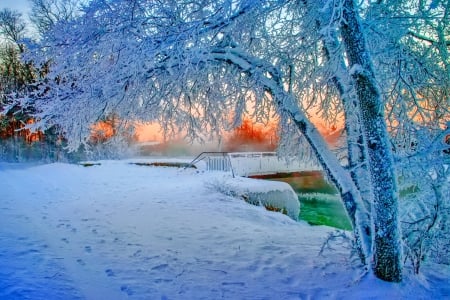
[{"xmin": 253, "ymin": 171, "xmax": 352, "ymax": 230}]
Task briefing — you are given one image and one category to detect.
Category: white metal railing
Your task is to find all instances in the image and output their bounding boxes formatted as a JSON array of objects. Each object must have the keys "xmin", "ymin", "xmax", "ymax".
[
  {"xmin": 206, "ymin": 156, "xmax": 232, "ymax": 172},
  {"xmin": 186, "ymin": 152, "xmax": 235, "ymax": 176},
  {"xmin": 228, "ymin": 152, "xmax": 321, "ymax": 176},
  {"xmin": 188, "ymin": 151, "xmax": 320, "ymax": 177}
]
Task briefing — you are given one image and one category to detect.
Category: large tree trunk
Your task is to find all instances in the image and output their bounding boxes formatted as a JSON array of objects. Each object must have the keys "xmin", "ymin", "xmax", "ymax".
[
  {"xmin": 269, "ymin": 84, "xmax": 372, "ymax": 265},
  {"xmin": 340, "ymin": 0, "xmax": 403, "ymax": 282},
  {"xmin": 316, "ymin": 16, "xmax": 374, "ymax": 216},
  {"xmin": 280, "ymin": 105, "xmax": 372, "ymax": 265},
  {"xmin": 211, "ymin": 48, "xmax": 372, "ymax": 264},
  {"xmin": 303, "ymin": 0, "xmax": 374, "ymax": 259}
]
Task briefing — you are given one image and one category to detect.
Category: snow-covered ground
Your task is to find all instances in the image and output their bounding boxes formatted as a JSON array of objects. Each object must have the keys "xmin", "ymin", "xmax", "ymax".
[{"xmin": 0, "ymin": 159, "xmax": 448, "ymax": 299}]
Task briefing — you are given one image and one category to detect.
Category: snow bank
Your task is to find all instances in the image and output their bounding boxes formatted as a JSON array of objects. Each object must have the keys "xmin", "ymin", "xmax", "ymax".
[
  {"xmin": 0, "ymin": 160, "xmax": 448, "ymax": 299},
  {"xmin": 125, "ymin": 157, "xmax": 300, "ymax": 220},
  {"xmin": 209, "ymin": 175, "xmax": 300, "ymax": 220}
]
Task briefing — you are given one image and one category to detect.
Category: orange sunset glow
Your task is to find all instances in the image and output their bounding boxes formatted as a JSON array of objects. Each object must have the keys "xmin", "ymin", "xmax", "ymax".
[
  {"xmin": 134, "ymin": 114, "xmax": 342, "ymax": 150},
  {"xmin": 135, "ymin": 122, "xmax": 165, "ymax": 142},
  {"xmin": 0, "ymin": 117, "xmax": 44, "ymax": 143}
]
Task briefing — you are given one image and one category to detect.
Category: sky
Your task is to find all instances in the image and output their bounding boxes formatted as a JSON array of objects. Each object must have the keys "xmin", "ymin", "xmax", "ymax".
[
  {"xmin": 0, "ymin": 0, "xmax": 31, "ymax": 15},
  {"xmin": 1, "ymin": 0, "xmax": 34, "ymax": 38}
]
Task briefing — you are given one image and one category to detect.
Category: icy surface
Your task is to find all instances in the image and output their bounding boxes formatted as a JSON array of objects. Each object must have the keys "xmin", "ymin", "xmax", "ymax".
[{"xmin": 0, "ymin": 160, "xmax": 448, "ymax": 299}]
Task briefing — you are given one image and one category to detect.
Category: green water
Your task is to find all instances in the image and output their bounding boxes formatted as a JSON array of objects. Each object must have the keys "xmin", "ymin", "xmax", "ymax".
[
  {"xmin": 267, "ymin": 172, "xmax": 352, "ymax": 230},
  {"xmin": 298, "ymin": 194, "xmax": 352, "ymax": 230}
]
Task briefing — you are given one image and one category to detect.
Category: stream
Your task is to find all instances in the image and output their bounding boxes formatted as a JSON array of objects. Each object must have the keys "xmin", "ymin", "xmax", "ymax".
[{"xmin": 252, "ymin": 171, "xmax": 352, "ymax": 230}]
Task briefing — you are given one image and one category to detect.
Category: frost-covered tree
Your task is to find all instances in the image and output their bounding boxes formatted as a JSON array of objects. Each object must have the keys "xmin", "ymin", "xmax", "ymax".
[
  {"xmin": 0, "ymin": 9, "xmax": 36, "ymax": 159},
  {"xmin": 29, "ymin": 0, "xmax": 83, "ymax": 36},
  {"xmin": 24, "ymin": 0, "xmax": 449, "ymax": 282},
  {"xmin": 365, "ymin": 0, "xmax": 450, "ymax": 274},
  {"xmin": 0, "ymin": 8, "xmax": 71, "ymax": 162},
  {"xmin": 0, "ymin": 9, "xmax": 27, "ymax": 47}
]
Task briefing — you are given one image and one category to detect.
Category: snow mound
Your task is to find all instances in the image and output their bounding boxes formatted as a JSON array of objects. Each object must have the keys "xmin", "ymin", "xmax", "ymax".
[{"xmin": 208, "ymin": 175, "xmax": 300, "ymax": 220}]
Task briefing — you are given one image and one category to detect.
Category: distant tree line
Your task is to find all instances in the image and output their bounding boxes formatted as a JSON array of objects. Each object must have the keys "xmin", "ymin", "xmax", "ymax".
[{"xmin": 0, "ymin": 0, "xmax": 138, "ymax": 161}]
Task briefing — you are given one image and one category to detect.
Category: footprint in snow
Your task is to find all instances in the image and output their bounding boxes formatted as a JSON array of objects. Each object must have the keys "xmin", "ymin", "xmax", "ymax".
[
  {"xmin": 154, "ymin": 278, "xmax": 173, "ymax": 284},
  {"xmin": 16, "ymin": 248, "xmax": 40, "ymax": 257},
  {"xmin": 84, "ymin": 246, "xmax": 92, "ymax": 253},
  {"xmin": 222, "ymin": 282, "xmax": 245, "ymax": 287},
  {"xmin": 205, "ymin": 269, "xmax": 227, "ymax": 275},
  {"xmin": 120, "ymin": 285, "xmax": 134, "ymax": 296},
  {"xmin": 105, "ymin": 269, "xmax": 115, "ymax": 277},
  {"xmin": 282, "ymin": 276, "xmax": 295, "ymax": 285},
  {"xmin": 131, "ymin": 250, "xmax": 142, "ymax": 258},
  {"xmin": 151, "ymin": 264, "xmax": 169, "ymax": 271},
  {"xmin": 76, "ymin": 258, "xmax": 86, "ymax": 266}
]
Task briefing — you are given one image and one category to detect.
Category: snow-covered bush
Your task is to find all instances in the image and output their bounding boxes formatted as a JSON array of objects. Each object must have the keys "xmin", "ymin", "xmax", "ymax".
[
  {"xmin": 397, "ymin": 132, "xmax": 450, "ymax": 272},
  {"xmin": 84, "ymin": 136, "xmax": 137, "ymax": 161}
]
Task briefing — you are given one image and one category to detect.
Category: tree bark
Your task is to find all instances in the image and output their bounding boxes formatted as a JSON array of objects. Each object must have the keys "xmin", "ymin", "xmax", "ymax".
[
  {"xmin": 340, "ymin": 0, "xmax": 403, "ymax": 282},
  {"xmin": 317, "ymin": 16, "xmax": 374, "ymax": 216},
  {"xmin": 210, "ymin": 47, "xmax": 372, "ymax": 264}
]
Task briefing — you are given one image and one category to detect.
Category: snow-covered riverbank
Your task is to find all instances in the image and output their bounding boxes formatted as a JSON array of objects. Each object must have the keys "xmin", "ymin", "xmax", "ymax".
[{"xmin": 0, "ymin": 160, "xmax": 448, "ymax": 299}]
